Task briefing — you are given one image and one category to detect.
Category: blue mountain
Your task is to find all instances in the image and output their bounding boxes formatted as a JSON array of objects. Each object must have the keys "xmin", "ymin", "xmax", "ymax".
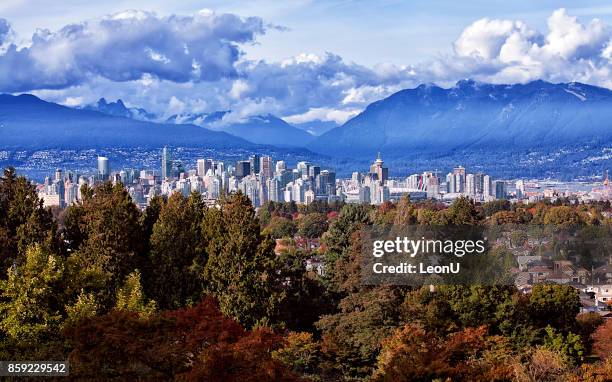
[
  {"xmin": 0, "ymin": 94, "xmax": 257, "ymax": 150},
  {"xmin": 309, "ymin": 80, "xmax": 612, "ymax": 158},
  {"xmin": 165, "ymin": 112, "xmax": 315, "ymax": 147}
]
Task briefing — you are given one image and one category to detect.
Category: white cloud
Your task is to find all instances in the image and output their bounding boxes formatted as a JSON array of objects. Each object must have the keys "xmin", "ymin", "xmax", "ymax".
[
  {"xmin": 13, "ymin": 8, "xmax": 612, "ymax": 127},
  {"xmin": 0, "ymin": 9, "xmax": 264, "ymax": 92},
  {"xmin": 284, "ymin": 107, "xmax": 360, "ymax": 124}
]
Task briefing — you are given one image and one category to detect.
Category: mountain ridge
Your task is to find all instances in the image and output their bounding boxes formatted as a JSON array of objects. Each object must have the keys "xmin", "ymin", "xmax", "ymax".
[{"xmin": 309, "ymin": 79, "xmax": 612, "ymax": 158}]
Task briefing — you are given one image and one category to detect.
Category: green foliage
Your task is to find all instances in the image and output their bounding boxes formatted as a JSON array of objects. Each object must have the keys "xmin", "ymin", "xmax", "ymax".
[
  {"xmin": 322, "ymin": 204, "xmax": 371, "ymax": 291},
  {"xmin": 297, "ymin": 212, "xmax": 328, "ymax": 238},
  {"xmin": 203, "ymin": 192, "xmax": 285, "ymax": 328},
  {"xmin": 0, "ymin": 245, "xmax": 64, "ymax": 347},
  {"xmin": 264, "ymin": 216, "xmax": 297, "ymax": 239},
  {"xmin": 115, "ymin": 270, "xmax": 157, "ymax": 317},
  {"xmin": 145, "ymin": 192, "xmax": 206, "ymax": 309},
  {"xmin": 64, "ymin": 290, "xmax": 98, "ymax": 327},
  {"xmin": 0, "ymin": 167, "xmax": 58, "ymax": 276},
  {"xmin": 316, "ymin": 287, "xmax": 404, "ymax": 380},
  {"xmin": 543, "ymin": 326, "xmax": 585, "ymax": 365},
  {"xmin": 528, "ymin": 284, "xmax": 581, "ymax": 333},
  {"xmin": 482, "ymin": 199, "xmax": 511, "ymax": 217},
  {"xmin": 445, "ymin": 196, "xmax": 480, "ymax": 225},
  {"xmin": 65, "ymin": 182, "xmax": 145, "ymax": 311}
]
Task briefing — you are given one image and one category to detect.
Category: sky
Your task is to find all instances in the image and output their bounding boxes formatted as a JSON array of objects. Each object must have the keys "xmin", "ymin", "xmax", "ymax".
[{"xmin": 2, "ymin": 0, "xmax": 612, "ymax": 125}]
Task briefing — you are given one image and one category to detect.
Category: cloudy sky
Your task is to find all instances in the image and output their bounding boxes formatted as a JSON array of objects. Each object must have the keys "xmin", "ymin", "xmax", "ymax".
[{"xmin": 2, "ymin": 0, "xmax": 612, "ymax": 125}]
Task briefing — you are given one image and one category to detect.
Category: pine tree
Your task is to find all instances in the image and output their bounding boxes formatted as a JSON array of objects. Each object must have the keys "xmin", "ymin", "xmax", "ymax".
[{"xmin": 203, "ymin": 192, "xmax": 285, "ymax": 328}]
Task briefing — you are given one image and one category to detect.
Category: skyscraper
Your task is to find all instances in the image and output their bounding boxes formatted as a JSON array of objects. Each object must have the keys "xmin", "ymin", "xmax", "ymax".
[
  {"xmin": 235, "ymin": 160, "xmax": 251, "ymax": 178},
  {"xmin": 249, "ymin": 154, "xmax": 260, "ymax": 175},
  {"xmin": 161, "ymin": 146, "xmax": 172, "ymax": 180},
  {"xmin": 260, "ymin": 156, "xmax": 273, "ymax": 179},
  {"xmin": 97, "ymin": 156, "xmax": 109, "ymax": 180},
  {"xmin": 196, "ymin": 159, "xmax": 206, "ymax": 177}
]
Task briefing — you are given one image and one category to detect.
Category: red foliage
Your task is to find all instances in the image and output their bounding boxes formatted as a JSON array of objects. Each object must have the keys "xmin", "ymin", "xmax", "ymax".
[
  {"xmin": 592, "ymin": 318, "xmax": 612, "ymax": 360},
  {"xmin": 64, "ymin": 297, "xmax": 302, "ymax": 381}
]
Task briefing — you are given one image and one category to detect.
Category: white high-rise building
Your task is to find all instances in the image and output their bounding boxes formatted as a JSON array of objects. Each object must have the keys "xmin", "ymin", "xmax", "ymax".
[
  {"xmin": 483, "ymin": 175, "xmax": 492, "ymax": 197},
  {"xmin": 466, "ymin": 174, "xmax": 476, "ymax": 195},
  {"xmin": 197, "ymin": 159, "xmax": 206, "ymax": 177},
  {"xmin": 97, "ymin": 156, "xmax": 110, "ymax": 180}
]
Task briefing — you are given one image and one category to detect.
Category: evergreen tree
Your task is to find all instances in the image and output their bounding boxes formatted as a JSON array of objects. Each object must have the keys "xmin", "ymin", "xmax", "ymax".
[
  {"xmin": 0, "ymin": 245, "xmax": 64, "ymax": 351},
  {"xmin": 0, "ymin": 167, "xmax": 58, "ymax": 277},
  {"xmin": 145, "ymin": 192, "xmax": 206, "ymax": 309},
  {"xmin": 203, "ymin": 192, "xmax": 285, "ymax": 328},
  {"xmin": 66, "ymin": 182, "xmax": 144, "ymax": 311}
]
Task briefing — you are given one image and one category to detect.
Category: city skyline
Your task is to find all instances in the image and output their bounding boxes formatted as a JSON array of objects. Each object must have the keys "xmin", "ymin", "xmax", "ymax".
[{"xmin": 33, "ymin": 148, "xmax": 612, "ymax": 211}]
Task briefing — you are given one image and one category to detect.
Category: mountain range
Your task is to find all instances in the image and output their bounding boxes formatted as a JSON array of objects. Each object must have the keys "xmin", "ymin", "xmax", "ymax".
[
  {"xmin": 309, "ymin": 80, "xmax": 612, "ymax": 158},
  {"xmin": 0, "ymin": 94, "xmax": 256, "ymax": 150},
  {"xmin": 2, "ymin": 79, "xmax": 612, "ymax": 178}
]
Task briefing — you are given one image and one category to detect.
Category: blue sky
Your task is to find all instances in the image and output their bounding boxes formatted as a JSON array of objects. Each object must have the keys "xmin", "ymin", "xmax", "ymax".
[{"xmin": 2, "ymin": 0, "xmax": 612, "ymax": 125}]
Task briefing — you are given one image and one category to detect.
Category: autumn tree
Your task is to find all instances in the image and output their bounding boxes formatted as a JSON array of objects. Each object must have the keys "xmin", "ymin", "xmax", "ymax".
[
  {"xmin": 65, "ymin": 297, "xmax": 301, "ymax": 381},
  {"xmin": 264, "ymin": 216, "xmax": 297, "ymax": 239},
  {"xmin": 592, "ymin": 318, "xmax": 612, "ymax": 360},
  {"xmin": 297, "ymin": 212, "xmax": 328, "ymax": 238},
  {"xmin": 393, "ymin": 194, "xmax": 416, "ymax": 225}
]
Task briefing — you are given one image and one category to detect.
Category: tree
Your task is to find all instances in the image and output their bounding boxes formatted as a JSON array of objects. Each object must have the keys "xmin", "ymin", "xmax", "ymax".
[
  {"xmin": 322, "ymin": 204, "xmax": 371, "ymax": 291},
  {"xmin": 543, "ymin": 326, "xmax": 585, "ymax": 365},
  {"xmin": 65, "ymin": 297, "xmax": 302, "ymax": 381},
  {"xmin": 65, "ymin": 182, "xmax": 144, "ymax": 311},
  {"xmin": 203, "ymin": 192, "xmax": 285, "ymax": 328},
  {"xmin": 64, "ymin": 290, "xmax": 98, "ymax": 328},
  {"xmin": 0, "ymin": 245, "xmax": 64, "ymax": 355},
  {"xmin": 115, "ymin": 270, "xmax": 156, "ymax": 317},
  {"xmin": 264, "ymin": 216, "xmax": 297, "ymax": 239},
  {"xmin": 592, "ymin": 319, "xmax": 612, "ymax": 360},
  {"xmin": 543, "ymin": 206, "xmax": 582, "ymax": 226},
  {"xmin": 272, "ymin": 332, "xmax": 322, "ymax": 378},
  {"xmin": 145, "ymin": 192, "xmax": 206, "ymax": 309},
  {"xmin": 297, "ymin": 213, "xmax": 328, "ymax": 238},
  {"xmin": 0, "ymin": 167, "xmax": 58, "ymax": 277},
  {"xmin": 528, "ymin": 284, "xmax": 580, "ymax": 333},
  {"xmin": 372, "ymin": 324, "xmax": 513, "ymax": 382},
  {"xmin": 444, "ymin": 196, "xmax": 480, "ymax": 225},
  {"xmin": 393, "ymin": 195, "xmax": 416, "ymax": 225}
]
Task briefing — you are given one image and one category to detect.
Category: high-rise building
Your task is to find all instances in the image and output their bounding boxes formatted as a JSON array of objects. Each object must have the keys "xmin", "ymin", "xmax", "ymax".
[
  {"xmin": 516, "ymin": 179, "xmax": 525, "ymax": 198},
  {"xmin": 309, "ymin": 165, "xmax": 321, "ymax": 180},
  {"xmin": 466, "ymin": 174, "xmax": 476, "ymax": 195},
  {"xmin": 161, "ymin": 147, "xmax": 172, "ymax": 180},
  {"xmin": 474, "ymin": 173, "xmax": 485, "ymax": 195},
  {"xmin": 493, "ymin": 180, "xmax": 507, "ymax": 199},
  {"xmin": 196, "ymin": 159, "xmax": 206, "ymax": 177},
  {"xmin": 297, "ymin": 161, "xmax": 310, "ymax": 178},
  {"xmin": 483, "ymin": 175, "xmax": 492, "ymax": 197},
  {"xmin": 260, "ymin": 156, "xmax": 273, "ymax": 179},
  {"xmin": 275, "ymin": 160, "xmax": 286, "ymax": 175},
  {"xmin": 235, "ymin": 160, "xmax": 251, "ymax": 178},
  {"xmin": 97, "ymin": 156, "xmax": 110, "ymax": 180},
  {"xmin": 369, "ymin": 153, "xmax": 388, "ymax": 183},
  {"xmin": 249, "ymin": 154, "xmax": 260, "ymax": 175},
  {"xmin": 54, "ymin": 168, "xmax": 63, "ymax": 182}
]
